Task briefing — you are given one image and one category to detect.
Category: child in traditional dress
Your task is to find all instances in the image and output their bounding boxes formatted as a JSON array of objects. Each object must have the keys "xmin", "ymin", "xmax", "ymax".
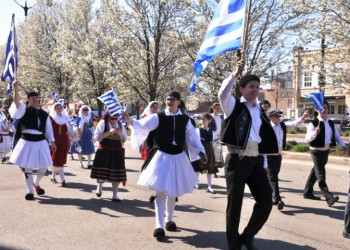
[
  {"xmin": 0, "ymin": 112, "xmax": 14, "ymax": 163},
  {"xmin": 197, "ymin": 113, "xmax": 216, "ymax": 193},
  {"xmin": 49, "ymin": 103, "xmax": 73, "ymax": 187},
  {"xmin": 69, "ymin": 105, "xmax": 95, "ymax": 168},
  {"xmin": 91, "ymin": 111, "xmax": 127, "ymax": 201},
  {"xmin": 124, "ymin": 90, "xmax": 207, "ymax": 240}
]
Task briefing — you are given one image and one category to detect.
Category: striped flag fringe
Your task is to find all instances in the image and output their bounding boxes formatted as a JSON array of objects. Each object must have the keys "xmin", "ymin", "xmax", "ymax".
[
  {"xmin": 1, "ymin": 15, "xmax": 19, "ymax": 95},
  {"xmin": 190, "ymin": 0, "xmax": 246, "ymax": 92},
  {"xmin": 305, "ymin": 92, "xmax": 324, "ymax": 111},
  {"xmin": 98, "ymin": 89, "xmax": 124, "ymax": 121}
]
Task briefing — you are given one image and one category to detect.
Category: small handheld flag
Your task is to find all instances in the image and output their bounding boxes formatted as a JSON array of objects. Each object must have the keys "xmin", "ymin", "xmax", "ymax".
[
  {"xmin": 51, "ymin": 92, "xmax": 59, "ymax": 103},
  {"xmin": 98, "ymin": 89, "xmax": 124, "ymax": 122},
  {"xmin": 0, "ymin": 112, "xmax": 6, "ymax": 125},
  {"xmin": 1, "ymin": 14, "xmax": 19, "ymax": 94},
  {"xmin": 191, "ymin": 0, "xmax": 246, "ymax": 92},
  {"xmin": 305, "ymin": 92, "xmax": 324, "ymax": 111}
]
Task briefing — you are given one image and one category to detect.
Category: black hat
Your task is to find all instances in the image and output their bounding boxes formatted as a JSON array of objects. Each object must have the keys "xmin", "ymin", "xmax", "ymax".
[
  {"xmin": 166, "ymin": 90, "xmax": 181, "ymax": 100},
  {"xmin": 267, "ymin": 108, "xmax": 283, "ymax": 116},
  {"xmin": 27, "ymin": 92, "xmax": 39, "ymax": 98}
]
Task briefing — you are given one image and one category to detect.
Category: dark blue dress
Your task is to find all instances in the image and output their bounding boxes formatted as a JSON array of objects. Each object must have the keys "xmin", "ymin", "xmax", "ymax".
[{"xmin": 69, "ymin": 117, "xmax": 95, "ymax": 155}]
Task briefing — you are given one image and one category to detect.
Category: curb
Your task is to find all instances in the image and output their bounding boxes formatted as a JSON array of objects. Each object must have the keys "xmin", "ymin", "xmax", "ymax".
[{"xmin": 282, "ymin": 151, "xmax": 350, "ymax": 165}]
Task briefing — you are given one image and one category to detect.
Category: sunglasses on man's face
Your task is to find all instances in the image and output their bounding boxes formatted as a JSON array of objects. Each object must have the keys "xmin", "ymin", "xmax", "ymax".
[
  {"xmin": 82, "ymin": 109, "xmax": 89, "ymax": 111},
  {"xmin": 109, "ymin": 117, "xmax": 118, "ymax": 120}
]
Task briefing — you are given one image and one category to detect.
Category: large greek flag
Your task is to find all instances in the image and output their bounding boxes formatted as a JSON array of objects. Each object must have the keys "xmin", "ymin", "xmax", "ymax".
[
  {"xmin": 98, "ymin": 89, "xmax": 123, "ymax": 117},
  {"xmin": 191, "ymin": 0, "xmax": 246, "ymax": 92},
  {"xmin": 305, "ymin": 92, "xmax": 324, "ymax": 111},
  {"xmin": 1, "ymin": 15, "xmax": 19, "ymax": 94}
]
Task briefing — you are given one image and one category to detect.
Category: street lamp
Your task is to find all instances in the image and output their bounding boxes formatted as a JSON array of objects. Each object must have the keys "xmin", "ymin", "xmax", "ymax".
[{"xmin": 12, "ymin": 0, "xmax": 37, "ymax": 17}]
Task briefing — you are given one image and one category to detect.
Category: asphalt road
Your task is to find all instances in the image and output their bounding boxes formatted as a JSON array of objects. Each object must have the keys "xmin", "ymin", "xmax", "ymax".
[{"xmin": 0, "ymin": 141, "xmax": 349, "ymax": 250}]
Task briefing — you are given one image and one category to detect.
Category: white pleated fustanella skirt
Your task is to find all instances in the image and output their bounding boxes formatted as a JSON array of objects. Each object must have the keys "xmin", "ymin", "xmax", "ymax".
[
  {"xmin": 137, "ymin": 150, "xmax": 198, "ymax": 197},
  {"xmin": 10, "ymin": 139, "xmax": 53, "ymax": 169}
]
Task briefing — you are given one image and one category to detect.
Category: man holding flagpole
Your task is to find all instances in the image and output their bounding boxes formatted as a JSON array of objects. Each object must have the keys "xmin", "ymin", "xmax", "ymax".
[
  {"xmin": 304, "ymin": 99, "xmax": 345, "ymax": 206},
  {"xmin": 219, "ymin": 60, "xmax": 278, "ymax": 249},
  {"xmin": 9, "ymin": 80, "xmax": 56, "ymax": 200}
]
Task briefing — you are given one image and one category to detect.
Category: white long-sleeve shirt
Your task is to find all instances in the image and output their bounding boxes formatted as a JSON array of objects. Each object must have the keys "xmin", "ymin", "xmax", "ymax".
[
  {"xmin": 9, "ymin": 101, "xmax": 55, "ymax": 142},
  {"xmin": 271, "ymin": 118, "xmax": 304, "ymax": 150},
  {"xmin": 94, "ymin": 119, "xmax": 127, "ymax": 145},
  {"xmin": 218, "ymin": 74, "xmax": 262, "ymax": 143},
  {"xmin": 130, "ymin": 108, "xmax": 205, "ymax": 162},
  {"xmin": 218, "ymin": 74, "xmax": 269, "ymax": 167},
  {"xmin": 306, "ymin": 117, "xmax": 345, "ymax": 150}
]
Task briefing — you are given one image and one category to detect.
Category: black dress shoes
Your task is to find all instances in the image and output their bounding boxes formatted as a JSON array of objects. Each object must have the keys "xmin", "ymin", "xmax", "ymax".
[
  {"xmin": 327, "ymin": 196, "xmax": 339, "ymax": 206},
  {"xmin": 51, "ymin": 178, "xmax": 57, "ymax": 184},
  {"xmin": 241, "ymin": 237, "xmax": 257, "ymax": 250},
  {"xmin": 153, "ymin": 228, "xmax": 165, "ymax": 240},
  {"xmin": 165, "ymin": 221, "xmax": 177, "ymax": 231},
  {"xmin": 25, "ymin": 193, "xmax": 34, "ymax": 200},
  {"xmin": 343, "ymin": 231, "xmax": 350, "ymax": 239},
  {"xmin": 277, "ymin": 200, "xmax": 285, "ymax": 210},
  {"xmin": 303, "ymin": 193, "xmax": 321, "ymax": 200}
]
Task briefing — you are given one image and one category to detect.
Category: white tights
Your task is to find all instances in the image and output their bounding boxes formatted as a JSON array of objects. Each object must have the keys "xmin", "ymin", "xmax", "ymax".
[
  {"xmin": 51, "ymin": 167, "xmax": 65, "ymax": 182},
  {"xmin": 22, "ymin": 168, "xmax": 47, "ymax": 193},
  {"xmin": 96, "ymin": 180, "xmax": 120, "ymax": 199},
  {"xmin": 78, "ymin": 154, "xmax": 92, "ymax": 166},
  {"xmin": 155, "ymin": 192, "xmax": 176, "ymax": 229}
]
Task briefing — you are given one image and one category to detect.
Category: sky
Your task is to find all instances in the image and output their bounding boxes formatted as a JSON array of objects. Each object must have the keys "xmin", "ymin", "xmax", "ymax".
[{"xmin": 0, "ymin": 0, "xmax": 35, "ymax": 46}]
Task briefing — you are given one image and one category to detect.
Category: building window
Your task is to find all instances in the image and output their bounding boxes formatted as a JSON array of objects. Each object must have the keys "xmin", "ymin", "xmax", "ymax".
[
  {"xmin": 304, "ymin": 72, "xmax": 312, "ymax": 87},
  {"xmin": 329, "ymin": 105, "xmax": 335, "ymax": 114},
  {"xmin": 288, "ymin": 98, "xmax": 293, "ymax": 107},
  {"xmin": 338, "ymin": 105, "xmax": 345, "ymax": 115}
]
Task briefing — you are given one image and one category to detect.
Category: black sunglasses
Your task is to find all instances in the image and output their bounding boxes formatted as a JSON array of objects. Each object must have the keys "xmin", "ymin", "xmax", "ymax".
[{"xmin": 109, "ymin": 117, "xmax": 118, "ymax": 120}]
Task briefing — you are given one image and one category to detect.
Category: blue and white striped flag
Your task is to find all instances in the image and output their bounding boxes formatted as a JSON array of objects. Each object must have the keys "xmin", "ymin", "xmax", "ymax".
[
  {"xmin": 0, "ymin": 112, "xmax": 6, "ymax": 125},
  {"xmin": 98, "ymin": 89, "xmax": 123, "ymax": 117},
  {"xmin": 1, "ymin": 15, "xmax": 19, "ymax": 95},
  {"xmin": 191, "ymin": 0, "xmax": 246, "ymax": 92},
  {"xmin": 51, "ymin": 92, "xmax": 59, "ymax": 102},
  {"xmin": 305, "ymin": 92, "xmax": 324, "ymax": 111}
]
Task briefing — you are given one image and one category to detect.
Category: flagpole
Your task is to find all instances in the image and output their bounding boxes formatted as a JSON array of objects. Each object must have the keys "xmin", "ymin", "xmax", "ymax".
[
  {"xmin": 12, "ymin": 14, "xmax": 17, "ymax": 81},
  {"xmin": 237, "ymin": 0, "xmax": 252, "ymax": 61}
]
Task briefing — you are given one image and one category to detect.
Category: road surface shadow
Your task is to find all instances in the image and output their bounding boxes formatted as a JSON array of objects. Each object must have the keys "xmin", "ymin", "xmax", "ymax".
[
  {"xmin": 280, "ymin": 204, "xmax": 345, "ymax": 220},
  {"xmin": 36, "ymin": 196, "xmax": 156, "ymax": 218},
  {"xmin": 164, "ymin": 228, "xmax": 318, "ymax": 250}
]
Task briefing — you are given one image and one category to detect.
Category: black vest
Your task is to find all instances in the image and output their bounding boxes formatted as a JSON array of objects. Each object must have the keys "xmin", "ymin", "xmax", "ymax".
[
  {"xmin": 15, "ymin": 106, "xmax": 48, "ymax": 142},
  {"xmin": 309, "ymin": 118, "xmax": 336, "ymax": 147},
  {"xmin": 280, "ymin": 122, "xmax": 287, "ymax": 150},
  {"xmin": 153, "ymin": 111, "xmax": 190, "ymax": 155},
  {"xmin": 220, "ymin": 99, "xmax": 278, "ymax": 154},
  {"xmin": 199, "ymin": 127, "xmax": 213, "ymax": 144}
]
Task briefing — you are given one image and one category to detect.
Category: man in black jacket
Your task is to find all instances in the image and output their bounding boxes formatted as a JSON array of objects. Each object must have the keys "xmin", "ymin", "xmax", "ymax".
[
  {"xmin": 219, "ymin": 61, "xmax": 278, "ymax": 250},
  {"xmin": 304, "ymin": 100, "xmax": 345, "ymax": 206}
]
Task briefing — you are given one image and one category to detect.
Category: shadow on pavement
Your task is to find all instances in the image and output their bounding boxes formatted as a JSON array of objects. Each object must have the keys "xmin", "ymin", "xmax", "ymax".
[
  {"xmin": 280, "ymin": 204, "xmax": 345, "ymax": 220},
  {"xmin": 256, "ymin": 238, "xmax": 317, "ymax": 250},
  {"xmin": 168, "ymin": 227, "xmax": 227, "ymax": 249},
  {"xmin": 36, "ymin": 196, "xmax": 155, "ymax": 218}
]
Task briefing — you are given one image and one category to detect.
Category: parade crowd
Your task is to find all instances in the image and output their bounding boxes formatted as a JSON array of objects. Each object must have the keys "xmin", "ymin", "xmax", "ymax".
[{"xmin": 1, "ymin": 61, "xmax": 349, "ymax": 250}]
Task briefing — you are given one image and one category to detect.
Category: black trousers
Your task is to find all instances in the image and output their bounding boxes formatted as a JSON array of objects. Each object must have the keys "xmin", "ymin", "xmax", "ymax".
[
  {"xmin": 267, "ymin": 154, "xmax": 282, "ymax": 203},
  {"xmin": 225, "ymin": 154, "xmax": 272, "ymax": 249},
  {"xmin": 304, "ymin": 149, "xmax": 333, "ymax": 200},
  {"xmin": 344, "ymin": 172, "xmax": 350, "ymax": 233}
]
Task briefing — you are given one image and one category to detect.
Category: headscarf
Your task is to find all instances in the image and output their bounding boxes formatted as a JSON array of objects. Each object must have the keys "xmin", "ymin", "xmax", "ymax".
[
  {"xmin": 141, "ymin": 101, "xmax": 159, "ymax": 117},
  {"xmin": 78, "ymin": 105, "xmax": 92, "ymax": 131},
  {"xmin": 49, "ymin": 102, "xmax": 71, "ymax": 125}
]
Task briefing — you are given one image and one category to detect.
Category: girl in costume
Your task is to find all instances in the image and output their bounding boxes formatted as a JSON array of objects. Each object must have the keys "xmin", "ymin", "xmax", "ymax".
[
  {"xmin": 91, "ymin": 111, "xmax": 127, "ymax": 202},
  {"xmin": 49, "ymin": 103, "xmax": 73, "ymax": 186},
  {"xmin": 69, "ymin": 105, "xmax": 95, "ymax": 168}
]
